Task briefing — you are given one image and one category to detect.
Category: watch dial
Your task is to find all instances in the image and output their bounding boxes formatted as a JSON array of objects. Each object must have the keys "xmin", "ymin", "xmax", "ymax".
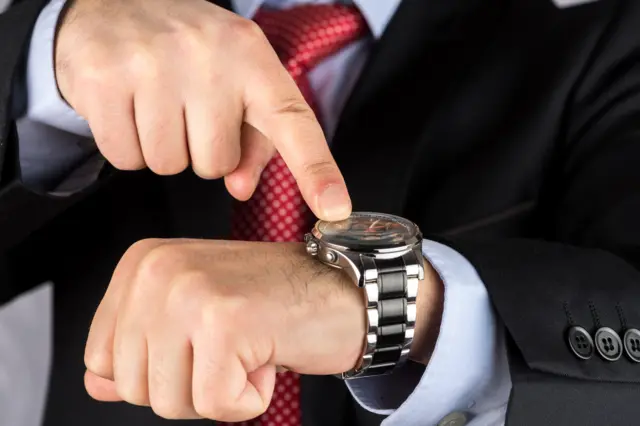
[{"xmin": 317, "ymin": 212, "xmax": 417, "ymax": 248}]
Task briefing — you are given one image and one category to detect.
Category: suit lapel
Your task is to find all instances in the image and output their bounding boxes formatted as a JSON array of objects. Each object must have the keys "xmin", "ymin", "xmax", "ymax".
[
  {"xmin": 331, "ymin": 0, "xmax": 507, "ymax": 217},
  {"xmin": 0, "ymin": 0, "xmax": 50, "ymax": 184}
]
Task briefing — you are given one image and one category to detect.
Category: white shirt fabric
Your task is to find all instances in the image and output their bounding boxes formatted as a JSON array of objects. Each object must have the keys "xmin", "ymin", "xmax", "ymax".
[{"xmin": 2, "ymin": 0, "xmax": 513, "ymax": 425}]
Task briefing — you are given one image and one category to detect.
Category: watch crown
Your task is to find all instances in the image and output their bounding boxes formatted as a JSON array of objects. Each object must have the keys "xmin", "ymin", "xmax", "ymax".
[
  {"xmin": 324, "ymin": 251, "xmax": 337, "ymax": 263},
  {"xmin": 306, "ymin": 241, "xmax": 319, "ymax": 256}
]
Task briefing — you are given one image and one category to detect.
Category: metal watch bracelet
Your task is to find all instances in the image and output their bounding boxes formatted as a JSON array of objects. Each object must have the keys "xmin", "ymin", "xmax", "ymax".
[{"xmin": 340, "ymin": 249, "xmax": 424, "ymax": 379}]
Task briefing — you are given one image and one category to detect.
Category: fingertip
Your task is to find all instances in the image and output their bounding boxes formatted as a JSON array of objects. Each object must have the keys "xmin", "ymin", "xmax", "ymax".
[
  {"xmin": 236, "ymin": 375, "xmax": 272, "ymax": 421},
  {"xmin": 224, "ymin": 170, "xmax": 259, "ymax": 202},
  {"xmin": 84, "ymin": 370, "xmax": 122, "ymax": 402},
  {"xmin": 314, "ymin": 184, "xmax": 352, "ymax": 221},
  {"xmin": 247, "ymin": 364, "xmax": 276, "ymax": 409}
]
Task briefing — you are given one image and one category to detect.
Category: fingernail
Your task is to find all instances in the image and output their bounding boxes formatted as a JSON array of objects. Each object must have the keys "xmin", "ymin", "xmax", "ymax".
[{"xmin": 318, "ymin": 185, "xmax": 352, "ymax": 220}]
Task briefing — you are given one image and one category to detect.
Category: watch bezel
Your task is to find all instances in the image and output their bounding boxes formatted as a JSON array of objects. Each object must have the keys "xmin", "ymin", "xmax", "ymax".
[{"xmin": 309, "ymin": 212, "xmax": 422, "ymax": 255}]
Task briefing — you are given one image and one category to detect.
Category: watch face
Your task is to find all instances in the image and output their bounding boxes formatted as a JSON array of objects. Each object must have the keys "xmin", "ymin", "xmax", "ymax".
[{"xmin": 316, "ymin": 212, "xmax": 418, "ymax": 249}]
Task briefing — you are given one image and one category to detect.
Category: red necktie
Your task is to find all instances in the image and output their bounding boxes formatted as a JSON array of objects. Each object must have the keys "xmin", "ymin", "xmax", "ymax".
[{"xmin": 228, "ymin": 4, "xmax": 367, "ymax": 426}]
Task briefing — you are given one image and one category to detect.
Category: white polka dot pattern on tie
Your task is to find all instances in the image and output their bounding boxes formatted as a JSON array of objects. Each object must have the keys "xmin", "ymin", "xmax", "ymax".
[
  {"xmin": 257, "ymin": 372, "xmax": 301, "ymax": 426},
  {"xmin": 229, "ymin": 373, "xmax": 301, "ymax": 426},
  {"xmin": 227, "ymin": 4, "xmax": 367, "ymax": 426},
  {"xmin": 232, "ymin": 155, "xmax": 310, "ymax": 242}
]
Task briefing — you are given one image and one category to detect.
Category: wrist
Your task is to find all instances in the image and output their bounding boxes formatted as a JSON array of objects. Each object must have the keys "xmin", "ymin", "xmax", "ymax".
[
  {"xmin": 409, "ymin": 258, "xmax": 444, "ymax": 365},
  {"xmin": 291, "ymin": 254, "xmax": 443, "ymax": 374},
  {"xmin": 277, "ymin": 246, "xmax": 366, "ymax": 375},
  {"xmin": 308, "ymin": 260, "xmax": 367, "ymax": 373},
  {"xmin": 294, "ymin": 256, "xmax": 443, "ymax": 374}
]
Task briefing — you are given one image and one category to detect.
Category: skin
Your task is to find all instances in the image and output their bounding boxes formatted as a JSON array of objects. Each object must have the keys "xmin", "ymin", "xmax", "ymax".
[
  {"xmin": 83, "ymin": 240, "xmax": 444, "ymax": 422},
  {"xmin": 55, "ymin": 0, "xmax": 352, "ymax": 220}
]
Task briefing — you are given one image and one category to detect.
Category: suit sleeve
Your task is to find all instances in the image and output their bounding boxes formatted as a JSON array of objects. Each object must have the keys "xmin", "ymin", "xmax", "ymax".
[
  {"xmin": 0, "ymin": 0, "xmax": 105, "ymax": 304},
  {"xmin": 19, "ymin": 0, "xmax": 97, "ymax": 190},
  {"xmin": 442, "ymin": 2, "xmax": 640, "ymax": 424},
  {"xmin": 0, "ymin": 0, "xmax": 49, "ymax": 158}
]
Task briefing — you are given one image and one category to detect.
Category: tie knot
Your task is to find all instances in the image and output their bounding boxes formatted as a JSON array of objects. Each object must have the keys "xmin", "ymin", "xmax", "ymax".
[{"xmin": 254, "ymin": 4, "xmax": 368, "ymax": 79}]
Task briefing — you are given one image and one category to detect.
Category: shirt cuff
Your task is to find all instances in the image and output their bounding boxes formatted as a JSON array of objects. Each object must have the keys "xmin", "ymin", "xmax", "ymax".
[
  {"xmin": 346, "ymin": 240, "xmax": 512, "ymax": 426},
  {"xmin": 26, "ymin": 0, "xmax": 91, "ymax": 136}
]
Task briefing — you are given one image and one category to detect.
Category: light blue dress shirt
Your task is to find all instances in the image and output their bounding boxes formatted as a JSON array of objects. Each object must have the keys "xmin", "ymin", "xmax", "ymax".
[{"xmin": 15, "ymin": 0, "xmax": 513, "ymax": 424}]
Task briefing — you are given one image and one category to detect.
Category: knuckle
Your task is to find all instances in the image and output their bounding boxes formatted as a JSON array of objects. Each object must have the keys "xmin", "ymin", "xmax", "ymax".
[
  {"xmin": 276, "ymin": 98, "xmax": 314, "ymax": 116},
  {"xmin": 166, "ymin": 270, "xmax": 210, "ymax": 311},
  {"xmin": 84, "ymin": 348, "xmax": 110, "ymax": 378},
  {"xmin": 116, "ymin": 382, "xmax": 149, "ymax": 407},
  {"xmin": 135, "ymin": 243, "xmax": 184, "ymax": 285},
  {"xmin": 146, "ymin": 154, "xmax": 189, "ymax": 176},
  {"xmin": 198, "ymin": 306, "xmax": 241, "ymax": 350},
  {"xmin": 150, "ymin": 395, "xmax": 188, "ymax": 420},
  {"xmin": 193, "ymin": 401, "xmax": 214, "ymax": 420},
  {"xmin": 192, "ymin": 165, "xmax": 224, "ymax": 180},
  {"xmin": 127, "ymin": 238, "xmax": 165, "ymax": 257},
  {"xmin": 273, "ymin": 98, "xmax": 317, "ymax": 122},
  {"xmin": 103, "ymin": 149, "xmax": 146, "ymax": 171},
  {"xmin": 214, "ymin": 157, "xmax": 240, "ymax": 178},
  {"xmin": 231, "ymin": 17, "xmax": 266, "ymax": 45},
  {"xmin": 123, "ymin": 238, "xmax": 164, "ymax": 264},
  {"xmin": 193, "ymin": 395, "xmax": 231, "ymax": 421},
  {"xmin": 198, "ymin": 299, "xmax": 227, "ymax": 332},
  {"xmin": 127, "ymin": 48, "xmax": 161, "ymax": 79},
  {"xmin": 74, "ymin": 52, "xmax": 113, "ymax": 86},
  {"xmin": 175, "ymin": 25, "xmax": 209, "ymax": 55},
  {"xmin": 92, "ymin": 133, "xmax": 145, "ymax": 173},
  {"xmin": 303, "ymin": 160, "xmax": 339, "ymax": 178},
  {"xmin": 192, "ymin": 151, "xmax": 239, "ymax": 180}
]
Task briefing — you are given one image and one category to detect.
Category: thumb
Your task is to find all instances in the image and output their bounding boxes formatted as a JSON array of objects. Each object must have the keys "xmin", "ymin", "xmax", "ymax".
[{"xmin": 84, "ymin": 370, "xmax": 123, "ymax": 402}]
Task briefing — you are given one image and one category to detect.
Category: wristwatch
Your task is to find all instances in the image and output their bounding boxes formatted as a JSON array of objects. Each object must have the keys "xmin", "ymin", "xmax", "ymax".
[{"xmin": 304, "ymin": 212, "xmax": 424, "ymax": 379}]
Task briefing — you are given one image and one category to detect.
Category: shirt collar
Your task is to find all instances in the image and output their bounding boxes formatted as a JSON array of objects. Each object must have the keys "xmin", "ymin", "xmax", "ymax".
[{"xmin": 232, "ymin": 0, "xmax": 401, "ymax": 39}]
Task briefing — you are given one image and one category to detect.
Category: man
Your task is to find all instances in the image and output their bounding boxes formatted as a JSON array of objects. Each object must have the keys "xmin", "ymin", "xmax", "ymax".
[{"xmin": 1, "ymin": 0, "xmax": 640, "ymax": 425}]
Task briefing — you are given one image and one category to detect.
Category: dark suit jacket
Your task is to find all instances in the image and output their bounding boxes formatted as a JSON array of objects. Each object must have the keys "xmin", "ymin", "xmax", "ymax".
[{"xmin": 2, "ymin": 0, "xmax": 640, "ymax": 424}]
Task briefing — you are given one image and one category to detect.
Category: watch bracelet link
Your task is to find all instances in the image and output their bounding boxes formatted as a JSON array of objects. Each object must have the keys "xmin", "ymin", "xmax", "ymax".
[{"xmin": 341, "ymin": 250, "xmax": 421, "ymax": 379}]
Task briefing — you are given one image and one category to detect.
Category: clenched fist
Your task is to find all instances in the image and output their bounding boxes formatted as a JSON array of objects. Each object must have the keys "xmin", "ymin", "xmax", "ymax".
[
  {"xmin": 55, "ymin": 0, "xmax": 351, "ymax": 220},
  {"xmin": 83, "ymin": 239, "xmax": 441, "ymax": 422},
  {"xmin": 83, "ymin": 239, "xmax": 366, "ymax": 422}
]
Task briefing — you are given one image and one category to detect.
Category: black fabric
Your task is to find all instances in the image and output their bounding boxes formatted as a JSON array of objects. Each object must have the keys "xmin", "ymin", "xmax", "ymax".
[
  {"xmin": 3, "ymin": 0, "xmax": 640, "ymax": 425},
  {"xmin": 0, "ymin": 0, "xmax": 48, "ymax": 179}
]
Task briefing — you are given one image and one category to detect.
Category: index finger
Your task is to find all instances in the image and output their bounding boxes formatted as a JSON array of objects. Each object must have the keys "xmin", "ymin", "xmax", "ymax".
[
  {"xmin": 242, "ymin": 47, "xmax": 352, "ymax": 222},
  {"xmin": 84, "ymin": 239, "xmax": 164, "ymax": 381}
]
